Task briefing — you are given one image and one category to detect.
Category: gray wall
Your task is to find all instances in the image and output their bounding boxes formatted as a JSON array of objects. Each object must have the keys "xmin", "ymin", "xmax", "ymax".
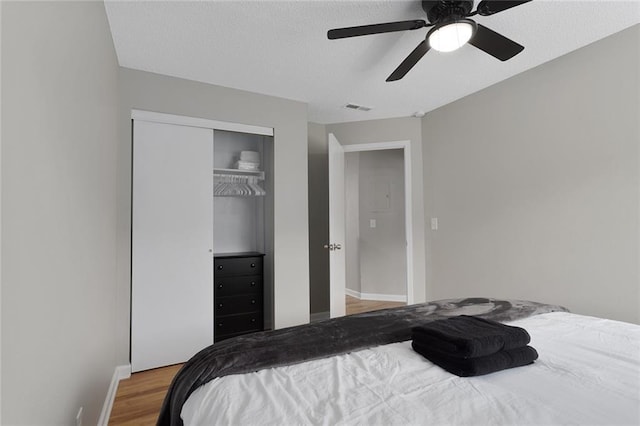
[
  {"xmin": 308, "ymin": 122, "xmax": 330, "ymax": 314},
  {"xmin": 1, "ymin": 1, "xmax": 120, "ymax": 424},
  {"xmin": 423, "ymin": 25, "xmax": 640, "ymax": 324},
  {"xmin": 358, "ymin": 149, "xmax": 406, "ymax": 297},
  {"xmin": 327, "ymin": 117, "xmax": 427, "ymax": 303},
  {"xmin": 118, "ymin": 68, "xmax": 310, "ymax": 362}
]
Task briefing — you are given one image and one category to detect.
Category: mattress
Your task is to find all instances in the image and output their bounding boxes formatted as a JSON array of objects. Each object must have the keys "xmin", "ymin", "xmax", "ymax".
[
  {"xmin": 182, "ymin": 312, "xmax": 640, "ymax": 425},
  {"xmin": 159, "ymin": 298, "xmax": 566, "ymax": 425}
]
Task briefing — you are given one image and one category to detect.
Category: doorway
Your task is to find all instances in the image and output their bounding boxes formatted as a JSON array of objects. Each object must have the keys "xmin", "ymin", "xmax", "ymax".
[
  {"xmin": 328, "ymin": 136, "xmax": 414, "ymax": 318},
  {"xmin": 345, "ymin": 148, "xmax": 407, "ymax": 306}
]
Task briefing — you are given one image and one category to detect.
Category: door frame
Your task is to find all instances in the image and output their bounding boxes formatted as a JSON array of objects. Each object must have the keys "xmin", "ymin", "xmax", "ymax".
[
  {"xmin": 339, "ymin": 140, "xmax": 414, "ymax": 307},
  {"xmin": 131, "ymin": 109, "xmax": 274, "ymax": 136},
  {"xmin": 130, "ymin": 109, "xmax": 276, "ymax": 367}
]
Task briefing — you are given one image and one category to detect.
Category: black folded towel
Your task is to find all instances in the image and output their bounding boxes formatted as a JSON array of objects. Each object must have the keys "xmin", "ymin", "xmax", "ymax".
[
  {"xmin": 411, "ymin": 315, "xmax": 531, "ymax": 358},
  {"xmin": 412, "ymin": 340, "xmax": 538, "ymax": 377}
]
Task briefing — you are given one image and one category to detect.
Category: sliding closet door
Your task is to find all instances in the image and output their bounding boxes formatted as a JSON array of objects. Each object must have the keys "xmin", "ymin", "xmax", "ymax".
[{"xmin": 132, "ymin": 120, "xmax": 214, "ymax": 372}]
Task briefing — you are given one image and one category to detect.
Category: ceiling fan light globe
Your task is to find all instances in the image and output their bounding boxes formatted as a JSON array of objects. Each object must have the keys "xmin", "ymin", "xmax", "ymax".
[{"xmin": 428, "ymin": 21, "xmax": 475, "ymax": 52}]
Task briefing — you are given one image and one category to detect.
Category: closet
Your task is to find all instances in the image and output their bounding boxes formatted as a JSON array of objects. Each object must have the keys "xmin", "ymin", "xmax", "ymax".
[{"xmin": 131, "ymin": 112, "xmax": 274, "ymax": 372}]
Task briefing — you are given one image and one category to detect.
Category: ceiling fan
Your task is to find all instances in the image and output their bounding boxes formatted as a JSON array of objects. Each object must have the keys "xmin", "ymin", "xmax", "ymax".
[{"xmin": 327, "ymin": 0, "xmax": 531, "ymax": 82}]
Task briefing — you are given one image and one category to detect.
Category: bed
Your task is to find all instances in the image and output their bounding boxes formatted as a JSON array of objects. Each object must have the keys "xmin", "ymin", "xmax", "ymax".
[{"xmin": 157, "ymin": 298, "xmax": 640, "ymax": 426}]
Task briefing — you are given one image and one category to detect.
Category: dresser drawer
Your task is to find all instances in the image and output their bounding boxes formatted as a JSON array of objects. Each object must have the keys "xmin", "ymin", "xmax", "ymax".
[
  {"xmin": 215, "ymin": 275, "xmax": 262, "ymax": 297},
  {"xmin": 215, "ymin": 256, "xmax": 263, "ymax": 277},
  {"xmin": 215, "ymin": 294, "xmax": 262, "ymax": 316},
  {"xmin": 215, "ymin": 312, "xmax": 263, "ymax": 338}
]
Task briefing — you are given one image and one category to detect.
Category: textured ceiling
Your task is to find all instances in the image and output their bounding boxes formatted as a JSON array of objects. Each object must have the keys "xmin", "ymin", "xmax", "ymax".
[{"xmin": 105, "ymin": 1, "xmax": 640, "ymax": 124}]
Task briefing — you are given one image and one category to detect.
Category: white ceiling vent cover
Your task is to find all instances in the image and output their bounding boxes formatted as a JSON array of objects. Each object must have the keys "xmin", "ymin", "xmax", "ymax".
[{"xmin": 344, "ymin": 103, "xmax": 373, "ymax": 112}]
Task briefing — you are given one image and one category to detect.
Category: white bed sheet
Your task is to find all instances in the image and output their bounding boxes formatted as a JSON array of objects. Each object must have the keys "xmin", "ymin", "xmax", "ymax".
[{"xmin": 182, "ymin": 312, "xmax": 640, "ymax": 426}]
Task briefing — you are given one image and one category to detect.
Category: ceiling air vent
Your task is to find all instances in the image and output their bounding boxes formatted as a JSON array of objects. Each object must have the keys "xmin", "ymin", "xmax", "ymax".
[{"xmin": 344, "ymin": 103, "xmax": 372, "ymax": 112}]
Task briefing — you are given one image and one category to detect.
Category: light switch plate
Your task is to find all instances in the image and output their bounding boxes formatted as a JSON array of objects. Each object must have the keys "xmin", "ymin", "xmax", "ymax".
[
  {"xmin": 370, "ymin": 219, "xmax": 376, "ymax": 228},
  {"xmin": 431, "ymin": 217, "xmax": 438, "ymax": 230}
]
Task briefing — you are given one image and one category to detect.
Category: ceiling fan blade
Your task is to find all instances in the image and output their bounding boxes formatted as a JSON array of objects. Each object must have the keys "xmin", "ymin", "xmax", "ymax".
[
  {"xmin": 386, "ymin": 40, "xmax": 430, "ymax": 82},
  {"xmin": 476, "ymin": 0, "xmax": 532, "ymax": 16},
  {"xmin": 469, "ymin": 24, "xmax": 524, "ymax": 61},
  {"xmin": 328, "ymin": 20, "xmax": 428, "ymax": 40}
]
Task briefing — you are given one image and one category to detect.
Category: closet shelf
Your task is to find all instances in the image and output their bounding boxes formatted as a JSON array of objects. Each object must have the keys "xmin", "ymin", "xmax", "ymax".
[{"xmin": 214, "ymin": 168, "xmax": 264, "ymax": 180}]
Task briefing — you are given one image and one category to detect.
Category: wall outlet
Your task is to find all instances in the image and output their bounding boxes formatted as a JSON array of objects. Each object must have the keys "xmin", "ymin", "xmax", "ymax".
[{"xmin": 76, "ymin": 406, "xmax": 83, "ymax": 426}]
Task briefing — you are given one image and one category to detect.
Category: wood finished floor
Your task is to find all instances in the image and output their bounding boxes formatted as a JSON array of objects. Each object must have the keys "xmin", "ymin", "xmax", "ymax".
[
  {"xmin": 344, "ymin": 295, "xmax": 404, "ymax": 315},
  {"xmin": 109, "ymin": 297, "xmax": 405, "ymax": 425}
]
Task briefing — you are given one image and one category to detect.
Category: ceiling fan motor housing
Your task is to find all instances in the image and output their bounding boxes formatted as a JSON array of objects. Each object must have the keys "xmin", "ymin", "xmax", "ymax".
[{"xmin": 422, "ymin": 0, "xmax": 474, "ymax": 24}]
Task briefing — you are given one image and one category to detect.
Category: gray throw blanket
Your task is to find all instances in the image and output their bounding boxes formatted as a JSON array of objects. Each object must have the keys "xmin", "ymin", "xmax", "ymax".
[{"xmin": 157, "ymin": 297, "xmax": 567, "ymax": 426}]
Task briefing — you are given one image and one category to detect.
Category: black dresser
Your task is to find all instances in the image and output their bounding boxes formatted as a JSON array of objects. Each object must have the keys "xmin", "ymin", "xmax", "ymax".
[{"xmin": 214, "ymin": 252, "xmax": 265, "ymax": 342}]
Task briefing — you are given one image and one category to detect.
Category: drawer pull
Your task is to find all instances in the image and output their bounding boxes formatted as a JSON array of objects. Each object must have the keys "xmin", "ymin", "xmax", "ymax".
[
  {"xmin": 250, "ymin": 263, "xmax": 256, "ymax": 268},
  {"xmin": 218, "ymin": 303, "xmax": 223, "ymax": 308},
  {"xmin": 218, "ymin": 284, "xmax": 224, "ymax": 288},
  {"xmin": 217, "ymin": 323, "xmax": 223, "ymax": 328},
  {"xmin": 217, "ymin": 265, "xmax": 224, "ymax": 270},
  {"xmin": 250, "ymin": 281, "xmax": 256, "ymax": 287},
  {"xmin": 250, "ymin": 318, "xmax": 256, "ymax": 323},
  {"xmin": 251, "ymin": 300, "xmax": 256, "ymax": 305}
]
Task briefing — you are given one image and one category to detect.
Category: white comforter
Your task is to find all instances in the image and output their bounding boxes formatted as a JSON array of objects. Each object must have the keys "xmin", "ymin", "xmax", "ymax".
[{"xmin": 182, "ymin": 312, "xmax": 640, "ymax": 425}]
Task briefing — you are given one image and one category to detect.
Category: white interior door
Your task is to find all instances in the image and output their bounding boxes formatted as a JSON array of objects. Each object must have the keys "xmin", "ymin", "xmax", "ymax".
[
  {"xmin": 132, "ymin": 120, "xmax": 214, "ymax": 372},
  {"xmin": 328, "ymin": 133, "xmax": 346, "ymax": 318}
]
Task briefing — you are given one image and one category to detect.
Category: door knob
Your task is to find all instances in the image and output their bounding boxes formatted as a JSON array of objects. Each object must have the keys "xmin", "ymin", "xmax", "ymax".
[{"xmin": 323, "ymin": 244, "xmax": 342, "ymax": 251}]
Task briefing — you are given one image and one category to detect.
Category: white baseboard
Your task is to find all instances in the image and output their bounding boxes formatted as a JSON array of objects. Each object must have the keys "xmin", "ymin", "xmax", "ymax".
[
  {"xmin": 310, "ymin": 311, "xmax": 330, "ymax": 322},
  {"xmin": 345, "ymin": 288, "xmax": 360, "ymax": 299},
  {"xmin": 98, "ymin": 364, "xmax": 131, "ymax": 426},
  {"xmin": 346, "ymin": 289, "xmax": 407, "ymax": 303}
]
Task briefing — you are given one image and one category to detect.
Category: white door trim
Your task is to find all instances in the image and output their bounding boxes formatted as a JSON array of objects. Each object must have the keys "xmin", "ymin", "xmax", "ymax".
[
  {"xmin": 342, "ymin": 140, "xmax": 414, "ymax": 305},
  {"xmin": 131, "ymin": 109, "xmax": 274, "ymax": 136}
]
